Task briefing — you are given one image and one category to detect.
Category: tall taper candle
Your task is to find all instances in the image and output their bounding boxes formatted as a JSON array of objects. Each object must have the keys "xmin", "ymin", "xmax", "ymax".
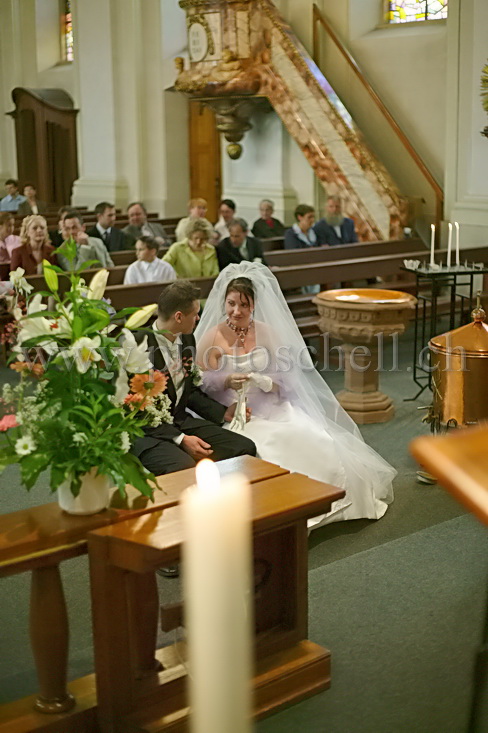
[
  {"xmin": 454, "ymin": 221, "xmax": 460, "ymax": 266},
  {"xmin": 182, "ymin": 460, "xmax": 253, "ymax": 733},
  {"xmin": 446, "ymin": 222, "xmax": 452, "ymax": 267},
  {"xmin": 430, "ymin": 224, "xmax": 435, "ymax": 266}
]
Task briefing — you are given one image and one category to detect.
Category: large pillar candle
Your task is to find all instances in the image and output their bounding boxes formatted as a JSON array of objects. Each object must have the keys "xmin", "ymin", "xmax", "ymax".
[
  {"xmin": 454, "ymin": 221, "xmax": 460, "ymax": 266},
  {"xmin": 430, "ymin": 224, "xmax": 435, "ymax": 266},
  {"xmin": 447, "ymin": 222, "xmax": 452, "ymax": 267},
  {"xmin": 182, "ymin": 459, "xmax": 253, "ymax": 733}
]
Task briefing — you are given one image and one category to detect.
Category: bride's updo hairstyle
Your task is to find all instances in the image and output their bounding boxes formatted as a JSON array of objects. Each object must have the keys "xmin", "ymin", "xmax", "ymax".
[{"xmin": 224, "ymin": 277, "xmax": 254, "ymax": 307}]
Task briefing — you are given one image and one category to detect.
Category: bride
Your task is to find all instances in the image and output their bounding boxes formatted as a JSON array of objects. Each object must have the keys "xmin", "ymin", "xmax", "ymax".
[{"xmin": 194, "ymin": 262, "xmax": 396, "ymax": 529}]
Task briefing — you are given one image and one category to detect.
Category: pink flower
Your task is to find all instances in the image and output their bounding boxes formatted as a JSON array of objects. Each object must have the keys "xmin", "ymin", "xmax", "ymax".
[{"xmin": 0, "ymin": 414, "xmax": 18, "ymax": 431}]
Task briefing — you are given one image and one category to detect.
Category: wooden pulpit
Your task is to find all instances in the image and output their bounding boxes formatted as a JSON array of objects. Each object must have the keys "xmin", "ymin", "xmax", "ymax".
[{"xmin": 88, "ymin": 462, "xmax": 345, "ymax": 732}]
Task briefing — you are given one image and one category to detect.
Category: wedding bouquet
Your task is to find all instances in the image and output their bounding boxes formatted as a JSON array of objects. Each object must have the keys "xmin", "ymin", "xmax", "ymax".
[{"xmin": 0, "ymin": 246, "xmax": 170, "ymax": 500}]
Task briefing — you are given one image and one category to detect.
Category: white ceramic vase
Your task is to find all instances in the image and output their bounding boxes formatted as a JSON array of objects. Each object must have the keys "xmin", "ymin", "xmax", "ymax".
[{"xmin": 57, "ymin": 468, "xmax": 112, "ymax": 515}]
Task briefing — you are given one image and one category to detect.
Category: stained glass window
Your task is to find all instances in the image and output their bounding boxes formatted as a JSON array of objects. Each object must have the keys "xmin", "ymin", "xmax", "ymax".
[
  {"xmin": 61, "ymin": 0, "xmax": 74, "ymax": 62},
  {"xmin": 385, "ymin": 1, "xmax": 448, "ymax": 23}
]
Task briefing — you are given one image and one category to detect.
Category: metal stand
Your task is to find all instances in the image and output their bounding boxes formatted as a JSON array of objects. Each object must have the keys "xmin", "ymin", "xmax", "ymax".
[{"xmin": 402, "ymin": 263, "xmax": 488, "ymax": 400}]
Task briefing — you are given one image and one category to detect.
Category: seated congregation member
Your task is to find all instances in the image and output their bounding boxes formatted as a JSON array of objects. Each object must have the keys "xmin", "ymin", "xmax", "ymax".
[
  {"xmin": 284, "ymin": 204, "xmax": 318, "ymax": 249},
  {"xmin": 214, "ymin": 198, "xmax": 236, "ymax": 241},
  {"xmin": 195, "ymin": 263, "xmax": 395, "ymax": 531},
  {"xmin": 10, "ymin": 215, "xmax": 55, "ymax": 275},
  {"xmin": 251, "ymin": 199, "xmax": 285, "ymax": 239},
  {"xmin": 216, "ymin": 218, "xmax": 267, "ymax": 270},
  {"xmin": 56, "ymin": 210, "xmax": 114, "ymax": 271},
  {"xmin": 130, "ymin": 280, "xmax": 256, "ymax": 476},
  {"xmin": 124, "ymin": 236, "xmax": 176, "ymax": 284},
  {"xmin": 314, "ymin": 195, "xmax": 358, "ymax": 246},
  {"xmin": 17, "ymin": 184, "xmax": 47, "ymax": 217},
  {"xmin": 123, "ymin": 202, "xmax": 169, "ymax": 248},
  {"xmin": 163, "ymin": 218, "xmax": 219, "ymax": 279},
  {"xmin": 49, "ymin": 206, "xmax": 72, "ymax": 248},
  {"xmin": 0, "ymin": 179, "xmax": 26, "ymax": 212},
  {"xmin": 87, "ymin": 201, "xmax": 127, "ymax": 252},
  {"xmin": 175, "ymin": 197, "xmax": 215, "ymax": 242},
  {"xmin": 0, "ymin": 212, "xmax": 20, "ymax": 263}
]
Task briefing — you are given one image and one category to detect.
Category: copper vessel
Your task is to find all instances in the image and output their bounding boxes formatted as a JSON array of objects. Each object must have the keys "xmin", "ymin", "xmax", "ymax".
[{"xmin": 429, "ymin": 300, "xmax": 488, "ymax": 428}]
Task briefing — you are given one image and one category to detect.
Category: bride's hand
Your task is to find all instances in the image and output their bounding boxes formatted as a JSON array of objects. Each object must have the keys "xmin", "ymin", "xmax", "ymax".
[
  {"xmin": 224, "ymin": 403, "xmax": 252, "ymax": 423},
  {"xmin": 225, "ymin": 373, "xmax": 250, "ymax": 391}
]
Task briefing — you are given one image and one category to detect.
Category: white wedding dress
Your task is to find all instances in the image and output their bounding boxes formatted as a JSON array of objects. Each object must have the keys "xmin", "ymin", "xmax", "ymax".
[
  {"xmin": 195, "ymin": 261, "xmax": 396, "ymax": 530},
  {"xmin": 202, "ymin": 349, "xmax": 393, "ymax": 529}
]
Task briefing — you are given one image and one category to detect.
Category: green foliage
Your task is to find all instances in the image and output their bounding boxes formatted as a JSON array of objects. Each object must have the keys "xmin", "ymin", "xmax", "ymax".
[{"xmin": 0, "ymin": 258, "xmax": 168, "ymax": 503}]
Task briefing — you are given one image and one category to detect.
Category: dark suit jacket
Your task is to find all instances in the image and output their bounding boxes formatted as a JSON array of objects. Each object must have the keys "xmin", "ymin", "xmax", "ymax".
[
  {"xmin": 17, "ymin": 200, "xmax": 48, "ymax": 217},
  {"xmin": 87, "ymin": 225, "xmax": 127, "ymax": 252},
  {"xmin": 48, "ymin": 229, "xmax": 64, "ymax": 248},
  {"xmin": 284, "ymin": 228, "xmax": 318, "ymax": 250},
  {"xmin": 216, "ymin": 236, "xmax": 267, "ymax": 270},
  {"xmin": 131, "ymin": 332, "xmax": 227, "ymax": 457},
  {"xmin": 251, "ymin": 217, "xmax": 285, "ymax": 239},
  {"xmin": 313, "ymin": 217, "xmax": 358, "ymax": 246}
]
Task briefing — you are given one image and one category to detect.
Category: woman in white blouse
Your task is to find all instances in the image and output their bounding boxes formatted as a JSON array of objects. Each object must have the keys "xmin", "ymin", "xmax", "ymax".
[{"xmin": 124, "ymin": 236, "xmax": 176, "ymax": 285}]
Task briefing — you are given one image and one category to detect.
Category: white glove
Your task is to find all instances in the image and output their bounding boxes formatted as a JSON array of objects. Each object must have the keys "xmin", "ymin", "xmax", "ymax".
[{"xmin": 249, "ymin": 372, "xmax": 273, "ymax": 393}]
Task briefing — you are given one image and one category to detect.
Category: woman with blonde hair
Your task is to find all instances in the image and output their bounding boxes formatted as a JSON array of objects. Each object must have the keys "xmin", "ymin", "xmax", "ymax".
[
  {"xmin": 10, "ymin": 215, "xmax": 55, "ymax": 275},
  {"xmin": 174, "ymin": 197, "xmax": 215, "ymax": 242},
  {"xmin": 163, "ymin": 218, "xmax": 219, "ymax": 280}
]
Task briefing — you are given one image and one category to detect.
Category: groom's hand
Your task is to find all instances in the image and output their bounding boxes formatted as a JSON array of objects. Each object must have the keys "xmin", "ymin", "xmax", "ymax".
[
  {"xmin": 223, "ymin": 403, "xmax": 252, "ymax": 423},
  {"xmin": 181, "ymin": 435, "xmax": 213, "ymax": 460}
]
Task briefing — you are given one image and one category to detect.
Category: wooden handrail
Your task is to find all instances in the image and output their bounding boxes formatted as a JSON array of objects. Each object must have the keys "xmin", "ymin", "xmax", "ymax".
[{"xmin": 312, "ymin": 4, "xmax": 443, "ymax": 237}]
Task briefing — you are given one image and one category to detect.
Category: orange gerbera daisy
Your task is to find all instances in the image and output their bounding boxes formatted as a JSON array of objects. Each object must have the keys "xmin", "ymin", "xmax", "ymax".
[
  {"xmin": 130, "ymin": 370, "xmax": 167, "ymax": 398},
  {"xmin": 10, "ymin": 361, "xmax": 44, "ymax": 377},
  {"xmin": 124, "ymin": 393, "xmax": 148, "ymax": 411}
]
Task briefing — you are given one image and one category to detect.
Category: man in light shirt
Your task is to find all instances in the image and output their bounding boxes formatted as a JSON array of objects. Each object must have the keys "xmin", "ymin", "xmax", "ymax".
[
  {"xmin": 124, "ymin": 236, "xmax": 176, "ymax": 284},
  {"xmin": 56, "ymin": 210, "xmax": 114, "ymax": 271},
  {"xmin": 0, "ymin": 179, "xmax": 26, "ymax": 212}
]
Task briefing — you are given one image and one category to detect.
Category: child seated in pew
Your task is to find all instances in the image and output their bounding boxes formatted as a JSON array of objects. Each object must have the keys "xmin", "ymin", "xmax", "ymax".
[{"xmin": 123, "ymin": 236, "xmax": 176, "ymax": 285}]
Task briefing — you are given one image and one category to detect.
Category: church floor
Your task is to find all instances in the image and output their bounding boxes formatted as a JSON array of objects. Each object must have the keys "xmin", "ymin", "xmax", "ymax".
[{"xmin": 1, "ymin": 324, "xmax": 487, "ymax": 732}]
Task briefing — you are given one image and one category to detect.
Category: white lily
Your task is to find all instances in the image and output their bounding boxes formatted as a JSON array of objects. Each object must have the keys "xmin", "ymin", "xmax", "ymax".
[
  {"xmin": 17, "ymin": 297, "xmax": 58, "ymax": 353},
  {"xmin": 87, "ymin": 269, "xmax": 109, "ymax": 300},
  {"xmin": 9, "ymin": 268, "xmax": 34, "ymax": 295},
  {"xmin": 69, "ymin": 335, "xmax": 102, "ymax": 373},
  {"xmin": 27, "ymin": 293, "xmax": 48, "ymax": 315},
  {"xmin": 113, "ymin": 367, "xmax": 130, "ymax": 404},
  {"xmin": 125, "ymin": 304, "xmax": 158, "ymax": 330},
  {"xmin": 116, "ymin": 329, "xmax": 152, "ymax": 373}
]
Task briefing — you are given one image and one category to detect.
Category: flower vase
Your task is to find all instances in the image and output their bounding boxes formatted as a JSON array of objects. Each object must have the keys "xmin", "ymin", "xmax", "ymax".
[{"xmin": 57, "ymin": 468, "xmax": 112, "ymax": 515}]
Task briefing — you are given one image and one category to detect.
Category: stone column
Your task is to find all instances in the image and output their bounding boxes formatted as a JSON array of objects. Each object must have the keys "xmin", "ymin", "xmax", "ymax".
[{"xmin": 70, "ymin": 0, "xmax": 129, "ymax": 208}]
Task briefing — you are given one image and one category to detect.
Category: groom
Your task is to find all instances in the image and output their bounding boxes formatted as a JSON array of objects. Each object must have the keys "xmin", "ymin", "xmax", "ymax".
[{"xmin": 131, "ymin": 281, "xmax": 256, "ymax": 475}]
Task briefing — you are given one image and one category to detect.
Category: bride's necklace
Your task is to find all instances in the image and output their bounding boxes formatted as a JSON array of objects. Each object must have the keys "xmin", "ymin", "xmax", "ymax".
[{"xmin": 226, "ymin": 317, "xmax": 254, "ymax": 346}]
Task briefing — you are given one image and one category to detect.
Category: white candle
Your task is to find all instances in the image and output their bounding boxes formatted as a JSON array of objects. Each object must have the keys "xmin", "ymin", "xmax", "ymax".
[
  {"xmin": 430, "ymin": 224, "xmax": 435, "ymax": 266},
  {"xmin": 182, "ymin": 460, "xmax": 253, "ymax": 733},
  {"xmin": 454, "ymin": 221, "xmax": 460, "ymax": 266},
  {"xmin": 446, "ymin": 222, "xmax": 452, "ymax": 268}
]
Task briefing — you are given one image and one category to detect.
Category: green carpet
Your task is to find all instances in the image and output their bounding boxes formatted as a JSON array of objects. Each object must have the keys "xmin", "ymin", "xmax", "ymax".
[{"xmin": 259, "ymin": 514, "xmax": 488, "ymax": 733}]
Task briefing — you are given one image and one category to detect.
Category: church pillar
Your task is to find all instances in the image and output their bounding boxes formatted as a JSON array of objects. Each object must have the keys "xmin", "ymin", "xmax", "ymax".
[
  {"xmin": 444, "ymin": 0, "xmax": 488, "ymax": 247},
  {"xmin": 70, "ymin": 0, "xmax": 129, "ymax": 208}
]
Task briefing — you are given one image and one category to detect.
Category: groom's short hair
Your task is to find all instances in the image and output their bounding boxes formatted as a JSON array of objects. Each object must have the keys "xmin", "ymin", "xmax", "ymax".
[{"xmin": 158, "ymin": 281, "xmax": 201, "ymax": 319}]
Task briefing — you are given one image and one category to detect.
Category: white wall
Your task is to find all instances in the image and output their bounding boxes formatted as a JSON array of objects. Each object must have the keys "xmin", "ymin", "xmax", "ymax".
[{"xmin": 445, "ymin": 0, "xmax": 488, "ymax": 246}]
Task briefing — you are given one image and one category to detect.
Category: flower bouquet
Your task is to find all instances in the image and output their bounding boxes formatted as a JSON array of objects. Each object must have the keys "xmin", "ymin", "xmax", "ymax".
[{"xmin": 0, "ymin": 247, "xmax": 171, "ymax": 511}]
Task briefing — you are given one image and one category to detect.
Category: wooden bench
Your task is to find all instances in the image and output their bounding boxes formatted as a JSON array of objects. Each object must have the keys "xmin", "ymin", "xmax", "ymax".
[{"xmin": 0, "ymin": 457, "xmax": 289, "ymax": 733}]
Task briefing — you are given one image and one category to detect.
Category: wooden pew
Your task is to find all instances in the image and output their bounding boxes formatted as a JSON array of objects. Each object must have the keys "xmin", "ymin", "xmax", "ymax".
[{"xmin": 266, "ymin": 238, "xmax": 424, "ymax": 267}]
